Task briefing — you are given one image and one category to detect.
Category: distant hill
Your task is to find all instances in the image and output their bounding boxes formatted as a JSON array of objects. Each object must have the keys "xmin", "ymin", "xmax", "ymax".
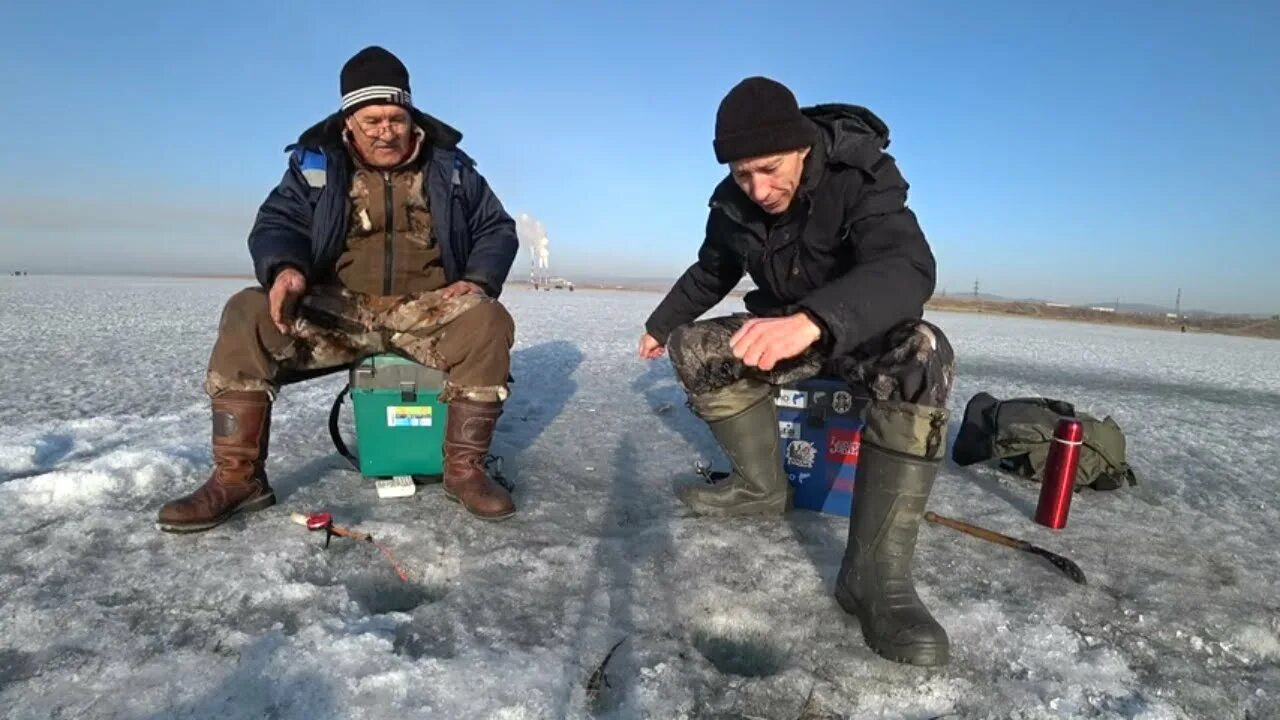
[{"xmin": 938, "ymin": 292, "xmax": 1243, "ymax": 319}]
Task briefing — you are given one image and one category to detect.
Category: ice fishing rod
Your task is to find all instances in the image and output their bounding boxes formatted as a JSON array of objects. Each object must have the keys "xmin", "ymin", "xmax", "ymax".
[
  {"xmin": 290, "ymin": 512, "xmax": 411, "ymax": 583},
  {"xmin": 924, "ymin": 511, "xmax": 1087, "ymax": 585}
]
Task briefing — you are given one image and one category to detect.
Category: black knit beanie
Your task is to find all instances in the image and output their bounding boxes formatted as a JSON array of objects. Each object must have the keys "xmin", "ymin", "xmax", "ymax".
[
  {"xmin": 713, "ymin": 76, "xmax": 816, "ymax": 164},
  {"xmin": 340, "ymin": 46, "xmax": 413, "ymax": 116}
]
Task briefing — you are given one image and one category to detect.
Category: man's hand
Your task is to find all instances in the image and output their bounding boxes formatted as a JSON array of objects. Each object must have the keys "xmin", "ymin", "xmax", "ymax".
[
  {"xmin": 730, "ymin": 313, "xmax": 822, "ymax": 371},
  {"xmin": 268, "ymin": 268, "xmax": 307, "ymax": 335},
  {"xmin": 440, "ymin": 280, "xmax": 485, "ymax": 300},
  {"xmin": 638, "ymin": 333, "xmax": 665, "ymax": 360}
]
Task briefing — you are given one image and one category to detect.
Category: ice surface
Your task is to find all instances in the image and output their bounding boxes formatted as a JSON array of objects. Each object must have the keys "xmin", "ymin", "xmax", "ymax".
[{"xmin": 1, "ymin": 275, "xmax": 1277, "ymax": 719}]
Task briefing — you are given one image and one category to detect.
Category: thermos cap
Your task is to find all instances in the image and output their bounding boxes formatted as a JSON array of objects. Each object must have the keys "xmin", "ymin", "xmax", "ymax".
[{"xmin": 1054, "ymin": 417, "xmax": 1085, "ymax": 443}]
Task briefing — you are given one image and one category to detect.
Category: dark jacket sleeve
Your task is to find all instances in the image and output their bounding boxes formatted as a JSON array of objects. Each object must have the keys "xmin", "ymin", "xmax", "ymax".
[
  {"xmin": 644, "ymin": 211, "xmax": 745, "ymax": 344},
  {"xmin": 248, "ymin": 152, "xmax": 315, "ymax": 289},
  {"xmin": 458, "ymin": 163, "xmax": 518, "ymax": 297},
  {"xmin": 797, "ymin": 155, "xmax": 936, "ymax": 356}
]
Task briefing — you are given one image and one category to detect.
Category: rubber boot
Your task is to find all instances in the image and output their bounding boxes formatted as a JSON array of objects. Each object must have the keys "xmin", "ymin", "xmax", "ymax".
[
  {"xmin": 157, "ymin": 391, "xmax": 276, "ymax": 533},
  {"xmin": 835, "ymin": 401, "xmax": 950, "ymax": 666},
  {"xmin": 677, "ymin": 394, "xmax": 792, "ymax": 517},
  {"xmin": 443, "ymin": 398, "xmax": 515, "ymax": 521}
]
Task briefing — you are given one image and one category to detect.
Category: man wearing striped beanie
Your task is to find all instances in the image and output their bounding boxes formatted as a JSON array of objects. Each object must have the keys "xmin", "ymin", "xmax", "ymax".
[
  {"xmin": 157, "ymin": 47, "xmax": 522, "ymax": 533},
  {"xmin": 338, "ymin": 46, "xmax": 419, "ymax": 165}
]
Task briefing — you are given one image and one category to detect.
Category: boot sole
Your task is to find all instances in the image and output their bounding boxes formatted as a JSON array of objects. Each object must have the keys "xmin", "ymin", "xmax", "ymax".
[
  {"xmin": 156, "ymin": 492, "xmax": 277, "ymax": 534},
  {"xmin": 834, "ymin": 586, "xmax": 950, "ymax": 667},
  {"xmin": 676, "ymin": 490, "xmax": 791, "ymax": 518},
  {"xmin": 679, "ymin": 501, "xmax": 789, "ymax": 518},
  {"xmin": 442, "ymin": 488, "xmax": 515, "ymax": 521}
]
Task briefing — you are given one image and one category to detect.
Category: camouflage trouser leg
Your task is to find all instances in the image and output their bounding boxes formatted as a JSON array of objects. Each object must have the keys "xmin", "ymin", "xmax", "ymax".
[
  {"xmin": 204, "ymin": 287, "xmax": 359, "ymax": 398},
  {"xmin": 835, "ymin": 319, "xmax": 955, "ymax": 459},
  {"xmin": 377, "ymin": 288, "xmax": 515, "ymax": 403},
  {"xmin": 205, "ymin": 285, "xmax": 514, "ymax": 403},
  {"xmin": 666, "ymin": 315, "xmax": 824, "ymax": 419},
  {"xmin": 835, "ymin": 319, "xmax": 955, "ymax": 409},
  {"xmin": 667, "ymin": 315, "xmax": 955, "ymax": 431}
]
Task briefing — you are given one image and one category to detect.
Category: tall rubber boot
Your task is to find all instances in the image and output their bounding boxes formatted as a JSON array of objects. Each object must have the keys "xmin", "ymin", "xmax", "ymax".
[
  {"xmin": 156, "ymin": 391, "xmax": 276, "ymax": 533},
  {"xmin": 835, "ymin": 400, "xmax": 950, "ymax": 666},
  {"xmin": 443, "ymin": 398, "xmax": 515, "ymax": 521},
  {"xmin": 678, "ymin": 394, "xmax": 792, "ymax": 517}
]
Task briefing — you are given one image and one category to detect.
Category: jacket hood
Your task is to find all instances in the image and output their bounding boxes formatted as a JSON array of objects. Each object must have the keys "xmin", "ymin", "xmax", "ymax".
[
  {"xmin": 290, "ymin": 107, "xmax": 464, "ymax": 153},
  {"xmin": 802, "ymin": 103, "xmax": 891, "ymax": 169}
]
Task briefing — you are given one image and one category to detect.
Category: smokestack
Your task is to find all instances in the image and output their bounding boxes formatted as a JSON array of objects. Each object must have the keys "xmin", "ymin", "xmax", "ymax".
[{"xmin": 515, "ymin": 212, "xmax": 551, "ymax": 286}]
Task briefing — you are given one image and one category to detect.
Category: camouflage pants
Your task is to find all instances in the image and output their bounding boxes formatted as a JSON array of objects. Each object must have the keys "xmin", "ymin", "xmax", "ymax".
[
  {"xmin": 667, "ymin": 315, "xmax": 955, "ymax": 420},
  {"xmin": 205, "ymin": 285, "xmax": 514, "ymax": 403}
]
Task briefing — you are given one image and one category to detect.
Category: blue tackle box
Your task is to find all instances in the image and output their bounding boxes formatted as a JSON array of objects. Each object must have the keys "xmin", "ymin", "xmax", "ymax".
[{"xmin": 774, "ymin": 377, "xmax": 869, "ymax": 517}]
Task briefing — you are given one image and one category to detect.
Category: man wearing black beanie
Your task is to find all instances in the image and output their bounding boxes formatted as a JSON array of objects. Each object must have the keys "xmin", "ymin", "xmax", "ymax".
[
  {"xmin": 158, "ymin": 46, "xmax": 521, "ymax": 531},
  {"xmin": 641, "ymin": 76, "xmax": 955, "ymax": 666}
]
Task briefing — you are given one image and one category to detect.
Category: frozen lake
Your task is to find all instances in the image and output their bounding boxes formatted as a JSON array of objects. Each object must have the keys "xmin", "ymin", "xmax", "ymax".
[{"xmin": 1, "ymin": 275, "xmax": 1277, "ymax": 719}]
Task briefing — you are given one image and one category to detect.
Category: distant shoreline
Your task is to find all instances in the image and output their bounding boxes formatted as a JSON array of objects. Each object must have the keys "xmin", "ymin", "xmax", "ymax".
[
  {"xmin": 521, "ymin": 281, "xmax": 1280, "ymax": 341},
  {"xmin": 8, "ymin": 273, "xmax": 1275, "ymax": 340},
  {"xmin": 922, "ymin": 296, "xmax": 1279, "ymax": 340}
]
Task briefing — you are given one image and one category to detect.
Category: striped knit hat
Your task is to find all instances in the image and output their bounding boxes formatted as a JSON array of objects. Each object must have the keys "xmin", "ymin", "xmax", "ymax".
[{"xmin": 339, "ymin": 46, "xmax": 412, "ymax": 116}]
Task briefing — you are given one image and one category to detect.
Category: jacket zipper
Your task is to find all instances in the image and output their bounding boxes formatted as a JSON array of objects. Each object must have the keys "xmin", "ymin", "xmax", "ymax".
[{"xmin": 383, "ymin": 172, "xmax": 394, "ymax": 295}]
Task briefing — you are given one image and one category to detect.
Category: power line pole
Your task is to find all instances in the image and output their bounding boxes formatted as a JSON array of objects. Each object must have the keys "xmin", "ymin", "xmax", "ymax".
[{"xmin": 1175, "ymin": 288, "xmax": 1182, "ymax": 319}]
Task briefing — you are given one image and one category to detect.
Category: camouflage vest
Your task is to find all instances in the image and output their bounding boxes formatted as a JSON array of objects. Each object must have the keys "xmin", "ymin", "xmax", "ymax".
[{"xmin": 337, "ymin": 129, "xmax": 447, "ymax": 296}]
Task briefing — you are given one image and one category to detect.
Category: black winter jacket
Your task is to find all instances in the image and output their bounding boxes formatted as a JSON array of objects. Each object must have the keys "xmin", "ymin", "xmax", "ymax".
[{"xmin": 645, "ymin": 104, "xmax": 937, "ymax": 359}]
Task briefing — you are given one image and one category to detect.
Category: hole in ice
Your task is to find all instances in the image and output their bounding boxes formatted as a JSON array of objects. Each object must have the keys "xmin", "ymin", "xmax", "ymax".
[
  {"xmin": 0, "ymin": 649, "xmax": 37, "ymax": 684},
  {"xmin": 392, "ymin": 620, "xmax": 458, "ymax": 660},
  {"xmin": 32, "ymin": 433, "xmax": 75, "ymax": 467},
  {"xmin": 344, "ymin": 573, "xmax": 445, "ymax": 615},
  {"xmin": 691, "ymin": 628, "xmax": 786, "ymax": 678}
]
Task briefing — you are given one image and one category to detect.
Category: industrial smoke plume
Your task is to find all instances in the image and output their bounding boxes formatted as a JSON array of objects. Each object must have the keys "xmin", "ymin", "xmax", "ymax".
[{"xmin": 516, "ymin": 213, "xmax": 551, "ymax": 282}]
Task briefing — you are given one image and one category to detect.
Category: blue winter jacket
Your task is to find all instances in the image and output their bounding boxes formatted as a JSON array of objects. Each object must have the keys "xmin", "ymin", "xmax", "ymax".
[{"xmin": 247, "ymin": 109, "xmax": 519, "ymax": 297}]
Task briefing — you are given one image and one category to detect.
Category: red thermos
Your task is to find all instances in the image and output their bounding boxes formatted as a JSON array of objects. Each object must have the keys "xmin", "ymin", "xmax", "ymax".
[{"xmin": 1034, "ymin": 418, "xmax": 1084, "ymax": 529}]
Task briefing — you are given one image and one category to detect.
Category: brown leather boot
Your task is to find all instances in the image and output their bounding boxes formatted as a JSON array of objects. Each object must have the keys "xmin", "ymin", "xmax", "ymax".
[
  {"xmin": 156, "ymin": 391, "xmax": 276, "ymax": 533},
  {"xmin": 442, "ymin": 398, "xmax": 515, "ymax": 521}
]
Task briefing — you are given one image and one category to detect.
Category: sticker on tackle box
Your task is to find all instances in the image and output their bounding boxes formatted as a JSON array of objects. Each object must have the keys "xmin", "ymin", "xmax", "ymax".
[
  {"xmin": 775, "ymin": 388, "xmax": 808, "ymax": 409},
  {"xmin": 387, "ymin": 405, "xmax": 433, "ymax": 427}
]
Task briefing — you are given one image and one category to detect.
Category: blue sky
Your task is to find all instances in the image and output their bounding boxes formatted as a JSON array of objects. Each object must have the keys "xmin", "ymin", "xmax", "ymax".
[{"xmin": 1, "ymin": 1, "xmax": 1276, "ymax": 314}]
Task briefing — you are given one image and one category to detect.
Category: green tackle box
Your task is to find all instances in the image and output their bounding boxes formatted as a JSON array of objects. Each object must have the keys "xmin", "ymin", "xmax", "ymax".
[{"xmin": 347, "ymin": 354, "xmax": 448, "ymax": 479}]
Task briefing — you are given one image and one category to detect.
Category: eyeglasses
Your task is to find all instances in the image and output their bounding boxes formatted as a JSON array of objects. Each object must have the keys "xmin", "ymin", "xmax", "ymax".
[{"xmin": 354, "ymin": 116, "xmax": 410, "ymax": 138}]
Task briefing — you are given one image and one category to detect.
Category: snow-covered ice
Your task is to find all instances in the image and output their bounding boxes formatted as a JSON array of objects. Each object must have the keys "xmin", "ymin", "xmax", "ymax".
[{"xmin": 1, "ymin": 275, "xmax": 1277, "ymax": 719}]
